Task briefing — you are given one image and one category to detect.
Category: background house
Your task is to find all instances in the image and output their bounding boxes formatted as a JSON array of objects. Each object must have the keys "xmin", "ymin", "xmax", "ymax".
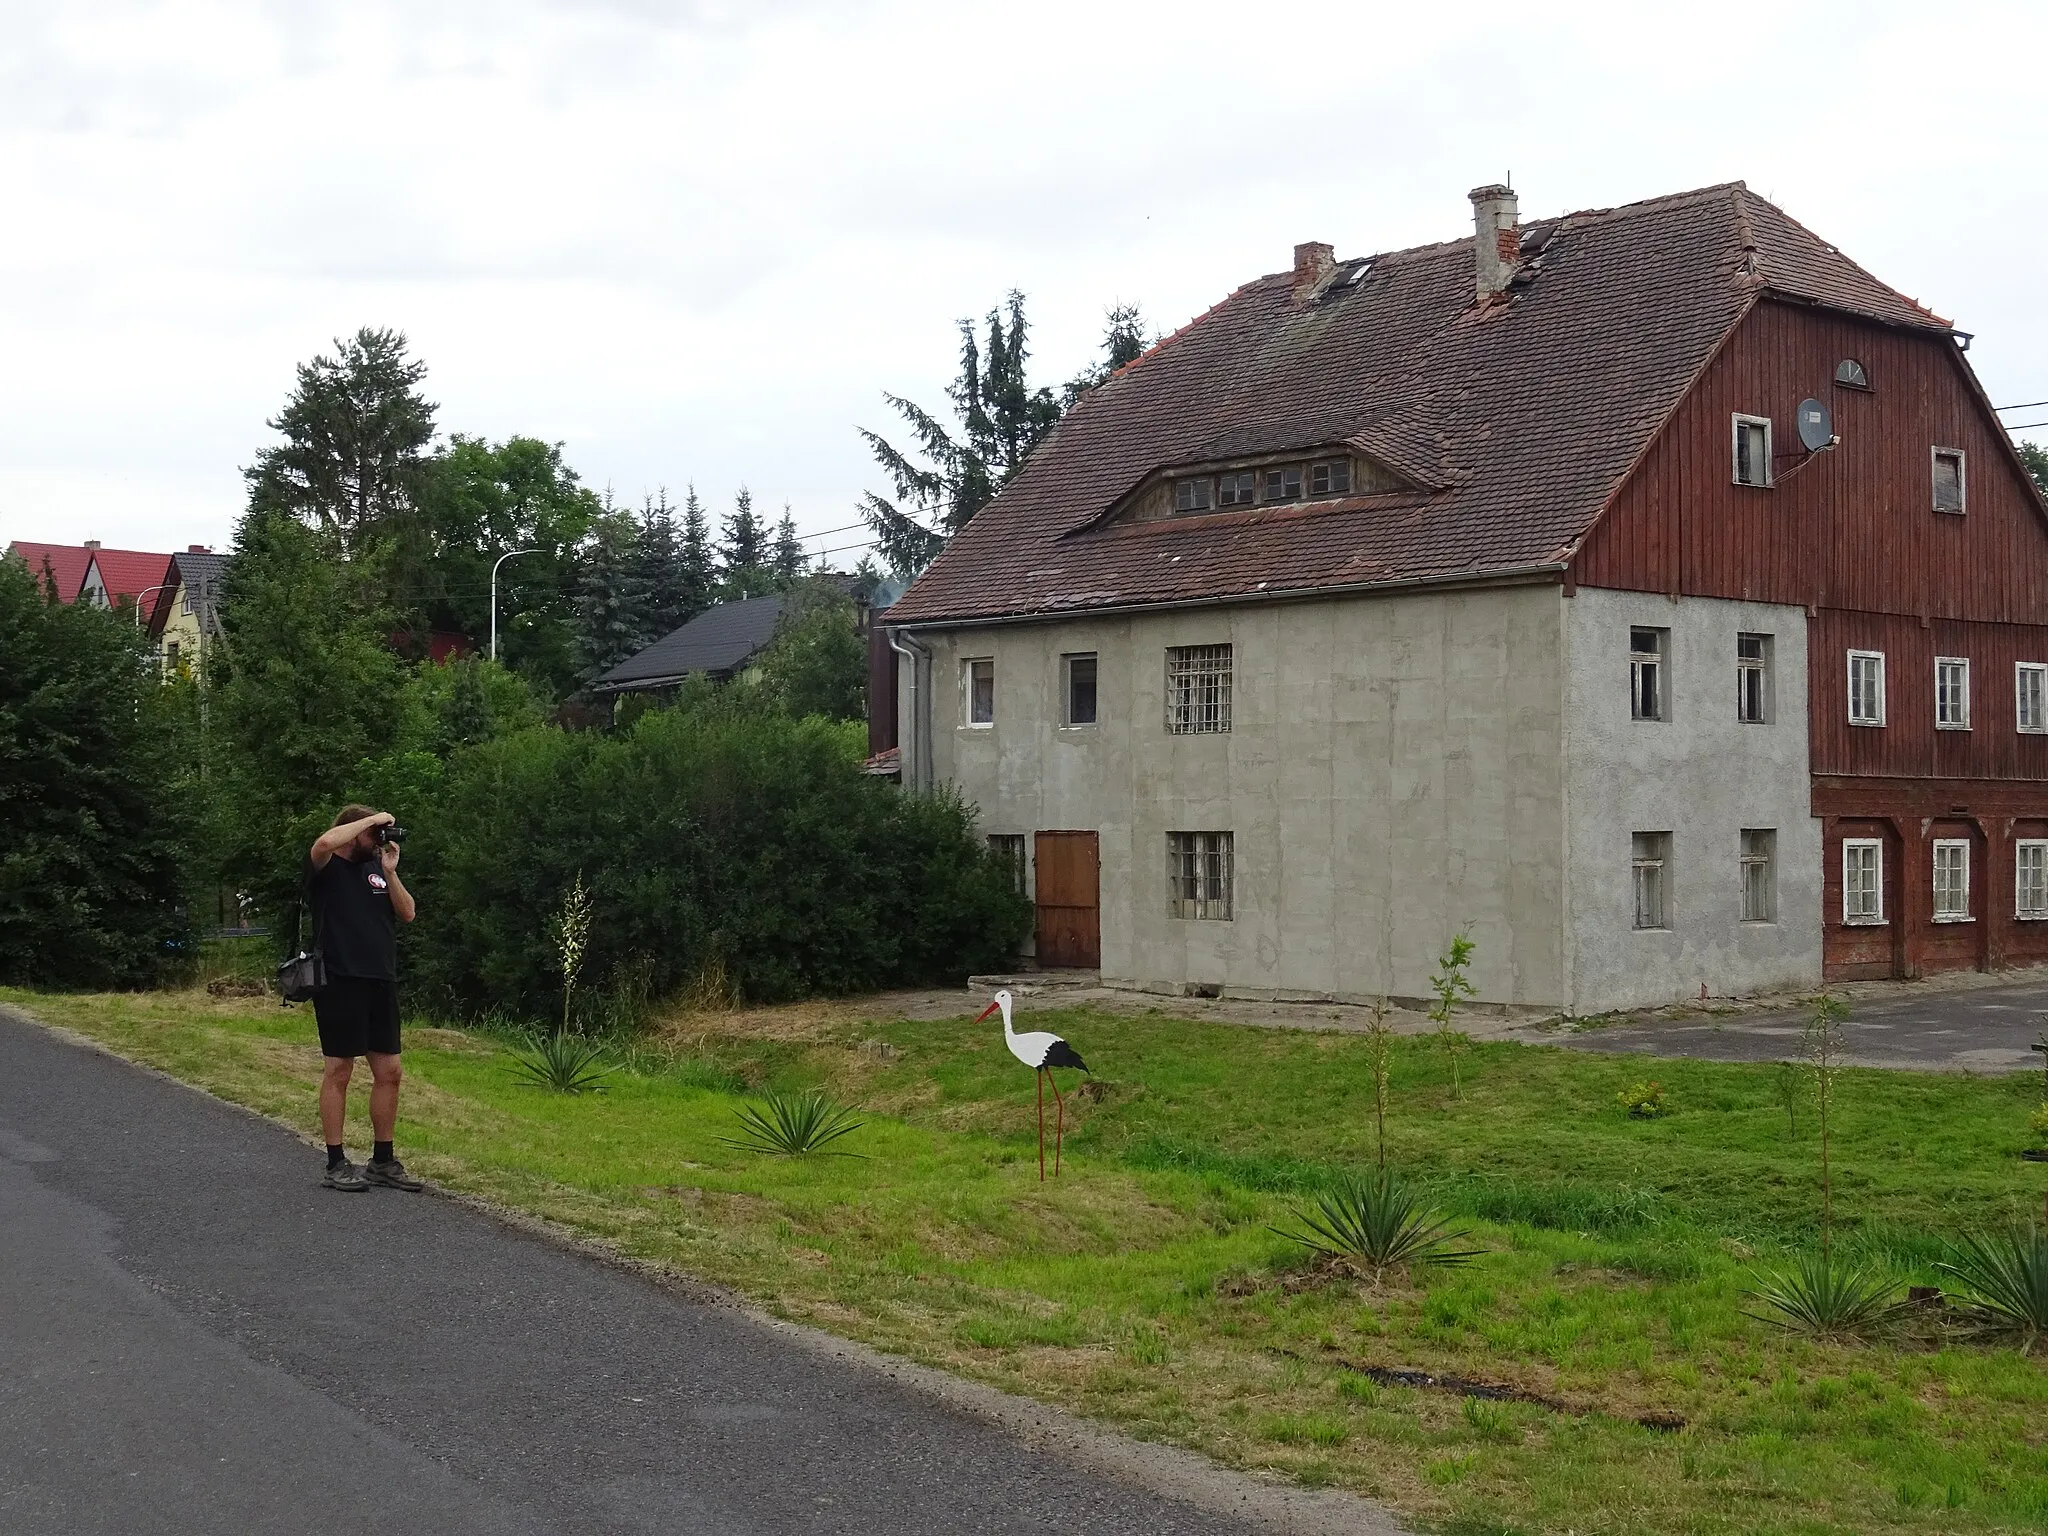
[
  {"xmin": 874, "ymin": 182, "xmax": 2048, "ymax": 1012},
  {"xmin": 148, "ymin": 547, "xmax": 226, "ymax": 678}
]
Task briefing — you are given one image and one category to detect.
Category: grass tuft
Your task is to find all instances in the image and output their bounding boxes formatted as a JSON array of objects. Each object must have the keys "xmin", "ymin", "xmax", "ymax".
[
  {"xmin": 1937, "ymin": 1226, "xmax": 2048, "ymax": 1349},
  {"xmin": 1745, "ymin": 1251, "xmax": 1906, "ymax": 1339},
  {"xmin": 721, "ymin": 1088, "xmax": 866, "ymax": 1157},
  {"xmin": 506, "ymin": 1030, "xmax": 616, "ymax": 1093}
]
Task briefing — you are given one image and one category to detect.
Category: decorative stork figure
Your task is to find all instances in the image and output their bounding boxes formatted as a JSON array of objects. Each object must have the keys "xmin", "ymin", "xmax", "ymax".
[{"xmin": 975, "ymin": 989, "xmax": 1088, "ymax": 1180}]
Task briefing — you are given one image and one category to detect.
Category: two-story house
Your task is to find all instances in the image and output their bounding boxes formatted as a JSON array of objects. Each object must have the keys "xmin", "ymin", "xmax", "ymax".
[{"xmin": 873, "ymin": 182, "xmax": 2048, "ymax": 1014}]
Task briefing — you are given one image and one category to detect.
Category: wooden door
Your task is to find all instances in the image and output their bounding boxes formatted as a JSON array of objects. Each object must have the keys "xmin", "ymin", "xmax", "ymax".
[{"xmin": 1033, "ymin": 831, "xmax": 1100, "ymax": 969}]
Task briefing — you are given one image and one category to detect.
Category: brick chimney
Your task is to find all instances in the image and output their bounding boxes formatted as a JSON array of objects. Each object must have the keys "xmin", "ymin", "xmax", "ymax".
[
  {"xmin": 1468, "ymin": 184, "xmax": 1520, "ymax": 301},
  {"xmin": 189, "ymin": 544, "xmax": 210, "ymax": 553},
  {"xmin": 1292, "ymin": 240, "xmax": 1335, "ymax": 299}
]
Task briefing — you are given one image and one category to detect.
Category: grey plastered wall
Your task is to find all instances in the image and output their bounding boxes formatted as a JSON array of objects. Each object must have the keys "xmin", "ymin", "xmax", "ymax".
[
  {"xmin": 909, "ymin": 582, "xmax": 1568, "ymax": 1006},
  {"xmin": 1560, "ymin": 586, "xmax": 1823, "ymax": 1013}
]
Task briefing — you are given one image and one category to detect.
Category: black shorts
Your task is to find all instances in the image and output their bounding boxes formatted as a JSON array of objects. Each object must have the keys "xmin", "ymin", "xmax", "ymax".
[{"xmin": 313, "ymin": 976, "xmax": 402, "ymax": 1059}]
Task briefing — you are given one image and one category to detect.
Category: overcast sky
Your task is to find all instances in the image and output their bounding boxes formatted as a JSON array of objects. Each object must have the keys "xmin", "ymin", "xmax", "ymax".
[{"xmin": 3, "ymin": 0, "xmax": 2045, "ymax": 562}]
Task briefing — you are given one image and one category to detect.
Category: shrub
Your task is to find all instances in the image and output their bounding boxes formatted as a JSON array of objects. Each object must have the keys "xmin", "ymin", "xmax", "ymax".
[
  {"xmin": 722, "ymin": 1089, "xmax": 866, "ymax": 1156},
  {"xmin": 1937, "ymin": 1227, "xmax": 2048, "ymax": 1350},
  {"xmin": 1745, "ymin": 1251, "xmax": 1905, "ymax": 1339},
  {"xmin": 507, "ymin": 1031, "xmax": 617, "ymax": 1093},
  {"xmin": 1617, "ymin": 1080, "xmax": 1668, "ymax": 1119},
  {"xmin": 2029, "ymin": 1103, "xmax": 2048, "ymax": 1143},
  {"xmin": 1274, "ymin": 1168, "xmax": 1482, "ymax": 1282},
  {"xmin": 401, "ymin": 701, "xmax": 1030, "ymax": 1014}
]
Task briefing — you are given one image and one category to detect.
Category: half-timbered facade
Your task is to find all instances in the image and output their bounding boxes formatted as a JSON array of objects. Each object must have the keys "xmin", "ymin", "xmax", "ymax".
[{"xmin": 874, "ymin": 182, "xmax": 2048, "ymax": 1011}]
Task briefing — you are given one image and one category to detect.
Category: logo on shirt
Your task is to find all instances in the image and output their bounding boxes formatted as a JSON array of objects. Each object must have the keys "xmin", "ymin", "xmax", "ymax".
[{"xmin": 367, "ymin": 870, "xmax": 389, "ymax": 892}]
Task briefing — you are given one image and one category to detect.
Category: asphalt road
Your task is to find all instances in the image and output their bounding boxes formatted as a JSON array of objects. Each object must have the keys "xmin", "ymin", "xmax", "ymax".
[
  {"xmin": 0, "ymin": 1008, "xmax": 1382, "ymax": 1536},
  {"xmin": 1554, "ymin": 977, "xmax": 2048, "ymax": 1073}
]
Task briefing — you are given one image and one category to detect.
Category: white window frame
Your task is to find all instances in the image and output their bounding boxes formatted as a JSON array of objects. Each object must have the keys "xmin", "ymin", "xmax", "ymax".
[
  {"xmin": 1842, "ymin": 838, "xmax": 1884, "ymax": 925},
  {"xmin": 2018, "ymin": 840, "xmax": 2048, "ymax": 920},
  {"xmin": 1935, "ymin": 656, "xmax": 1971, "ymax": 731},
  {"xmin": 1631, "ymin": 831, "xmax": 1670, "ymax": 931},
  {"xmin": 1932, "ymin": 838, "xmax": 1972, "ymax": 922},
  {"xmin": 1167, "ymin": 831, "xmax": 1234, "ymax": 920},
  {"xmin": 1932, "ymin": 447, "xmax": 1967, "ymax": 515},
  {"xmin": 1740, "ymin": 829, "xmax": 1776, "ymax": 923},
  {"xmin": 1848, "ymin": 650, "xmax": 1886, "ymax": 727},
  {"xmin": 1060, "ymin": 652, "xmax": 1098, "ymax": 729},
  {"xmin": 961, "ymin": 657, "xmax": 995, "ymax": 728},
  {"xmin": 1732, "ymin": 413, "xmax": 1773, "ymax": 488},
  {"xmin": 1630, "ymin": 627, "xmax": 1667, "ymax": 722},
  {"xmin": 2017, "ymin": 664, "xmax": 2048, "ymax": 735},
  {"xmin": 1736, "ymin": 633, "xmax": 1772, "ymax": 724}
]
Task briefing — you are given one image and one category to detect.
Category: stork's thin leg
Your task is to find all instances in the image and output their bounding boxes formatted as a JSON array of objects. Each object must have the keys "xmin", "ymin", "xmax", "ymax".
[
  {"xmin": 1036, "ymin": 1068, "xmax": 1046, "ymax": 1182},
  {"xmin": 1048, "ymin": 1070, "xmax": 1067, "ymax": 1177}
]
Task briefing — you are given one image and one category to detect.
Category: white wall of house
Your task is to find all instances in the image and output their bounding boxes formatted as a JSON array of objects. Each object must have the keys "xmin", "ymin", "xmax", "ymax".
[
  {"xmin": 904, "ymin": 582, "xmax": 1569, "ymax": 1007},
  {"xmin": 1560, "ymin": 586, "xmax": 1823, "ymax": 1013}
]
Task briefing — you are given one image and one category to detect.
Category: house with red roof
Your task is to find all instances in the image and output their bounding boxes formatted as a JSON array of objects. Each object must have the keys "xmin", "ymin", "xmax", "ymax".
[
  {"xmin": 7, "ymin": 541, "xmax": 97, "ymax": 603},
  {"xmin": 874, "ymin": 181, "xmax": 2048, "ymax": 1012}
]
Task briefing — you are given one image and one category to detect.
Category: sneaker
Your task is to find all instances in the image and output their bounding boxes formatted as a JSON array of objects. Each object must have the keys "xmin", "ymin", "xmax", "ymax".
[
  {"xmin": 323, "ymin": 1159, "xmax": 368, "ymax": 1192},
  {"xmin": 364, "ymin": 1157, "xmax": 423, "ymax": 1191}
]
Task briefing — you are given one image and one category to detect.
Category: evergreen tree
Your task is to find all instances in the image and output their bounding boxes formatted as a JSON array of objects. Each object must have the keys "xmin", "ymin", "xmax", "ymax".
[
  {"xmin": 573, "ymin": 505, "xmax": 649, "ymax": 677},
  {"xmin": 245, "ymin": 326, "xmax": 437, "ymax": 565},
  {"xmin": 2021, "ymin": 441, "xmax": 2048, "ymax": 502},
  {"xmin": 679, "ymin": 483, "xmax": 716, "ymax": 620},
  {"xmin": 857, "ymin": 291, "xmax": 1063, "ymax": 576},
  {"xmin": 636, "ymin": 488, "xmax": 690, "ymax": 638},
  {"xmin": 720, "ymin": 486, "xmax": 776, "ymax": 599},
  {"xmin": 1063, "ymin": 303, "xmax": 1152, "ymax": 405},
  {"xmin": 0, "ymin": 554, "xmax": 190, "ymax": 986},
  {"xmin": 771, "ymin": 504, "xmax": 806, "ymax": 585}
]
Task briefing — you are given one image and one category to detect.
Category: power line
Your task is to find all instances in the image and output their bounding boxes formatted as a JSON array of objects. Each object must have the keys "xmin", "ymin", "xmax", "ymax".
[
  {"xmin": 2007, "ymin": 421, "xmax": 2048, "ymax": 433},
  {"xmin": 1996, "ymin": 399, "xmax": 2048, "ymax": 413}
]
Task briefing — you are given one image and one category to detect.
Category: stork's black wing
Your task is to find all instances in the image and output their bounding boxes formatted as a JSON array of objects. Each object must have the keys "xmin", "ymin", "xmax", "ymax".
[{"xmin": 1042, "ymin": 1038, "xmax": 1088, "ymax": 1072}]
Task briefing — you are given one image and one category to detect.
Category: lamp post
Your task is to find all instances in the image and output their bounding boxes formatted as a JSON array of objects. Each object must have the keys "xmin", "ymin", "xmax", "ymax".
[
  {"xmin": 132, "ymin": 583, "xmax": 171, "ymax": 631},
  {"xmin": 490, "ymin": 548, "xmax": 544, "ymax": 663}
]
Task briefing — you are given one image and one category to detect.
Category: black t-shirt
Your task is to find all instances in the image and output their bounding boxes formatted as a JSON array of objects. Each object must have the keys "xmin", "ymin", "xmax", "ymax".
[{"xmin": 306, "ymin": 851, "xmax": 397, "ymax": 981}]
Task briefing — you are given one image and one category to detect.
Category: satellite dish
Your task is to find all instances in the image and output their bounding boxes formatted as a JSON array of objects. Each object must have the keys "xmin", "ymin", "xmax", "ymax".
[{"xmin": 1796, "ymin": 398, "xmax": 1834, "ymax": 453}]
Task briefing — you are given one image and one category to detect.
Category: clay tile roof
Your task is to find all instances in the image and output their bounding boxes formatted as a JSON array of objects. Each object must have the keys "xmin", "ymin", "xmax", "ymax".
[
  {"xmin": 883, "ymin": 182, "xmax": 1948, "ymax": 627},
  {"xmin": 85, "ymin": 548, "xmax": 179, "ymax": 626},
  {"xmin": 6, "ymin": 541, "xmax": 94, "ymax": 603}
]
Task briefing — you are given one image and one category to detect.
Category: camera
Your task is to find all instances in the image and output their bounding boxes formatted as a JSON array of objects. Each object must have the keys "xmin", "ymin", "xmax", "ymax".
[{"xmin": 374, "ymin": 823, "xmax": 408, "ymax": 846}]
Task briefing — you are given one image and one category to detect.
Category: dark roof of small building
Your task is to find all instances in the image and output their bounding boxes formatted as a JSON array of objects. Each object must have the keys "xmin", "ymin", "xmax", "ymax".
[
  {"xmin": 882, "ymin": 183, "xmax": 1948, "ymax": 627},
  {"xmin": 592, "ymin": 593, "xmax": 791, "ymax": 691}
]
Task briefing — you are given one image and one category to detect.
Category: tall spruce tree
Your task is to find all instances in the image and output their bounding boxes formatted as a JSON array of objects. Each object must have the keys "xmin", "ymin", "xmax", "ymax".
[
  {"xmin": 720, "ymin": 486, "xmax": 775, "ymax": 599},
  {"xmin": 245, "ymin": 327, "xmax": 437, "ymax": 565},
  {"xmin": 857, "ymin": 291, "xmax": 1062, "ymax": 575},
  {"xmin": 1063, "ymin": 303, "xmax": 1152, "ymax": 405},
  {"xmin": 573, "ymin": 505, "xmax": 649, "ymax": 678},
  {"xmin": 636, "ymin": 489, "xmax": 690, "ymax": 638},
  {"xmin": 679, "ymin": 484, "xmax": 716, "ymax": 619},
  {"xmin": 771, "ymin": 504, "xmax": 806, "ymax": 585}
]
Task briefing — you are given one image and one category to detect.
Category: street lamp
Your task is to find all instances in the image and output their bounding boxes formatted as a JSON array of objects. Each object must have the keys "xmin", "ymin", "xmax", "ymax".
[
  {"xmin": 132, "ymin": 583, "xmax": 171, "ymax": 631},
  {"xmin": 490, "ymin": 548, "xmax": 544, "ymax": 663}
]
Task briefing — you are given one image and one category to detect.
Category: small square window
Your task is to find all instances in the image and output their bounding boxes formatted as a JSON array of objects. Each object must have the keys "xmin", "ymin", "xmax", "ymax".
[
  {"xmin": 1933, "ymin": 838, "xmax": 1971, "ymax": 921},
  {"xmin": 1168, "ymin": 831, "xmax": 1233, "ymax": 920},
  {"xmin": 1936, "ymin": 656, "xmax": 1970, "ymax": 730},
  {"xmin": 1632, "ymin": 832, "xmax": 1671, "ymax": 930},
  {"xmin": 1932, "ymin": 449, "xmax": 1966, "ymax": 514},
  {"xmin": 987, "ymin": 834, "xmax": 1027, "ymax": 895},
  {"xmin": 1165, "ymin": 644, "xmax": 1232, "ymax": 734},
  {"xmin": 1309, "ymin": 460, "xmax": 1352, "ymax": 496},
  {"xmin": 2019, "ymin": 664, "xmax": 2048, "ymax": 734},
  {"xmin": 1848, "ymin": 650, "xmax": 1886, "ymax": 726},
  {"xmin": 1737, "ymin": 633, "xmax": 1772, "ymax": 723},
  {"xmin": 1173, "ymin": 477, "xmax": 1213, "ymax": 513},
  {"xmin": 1217, "ymin": 471, "xmax": 1256, "ymax": 507},
  {"xmin": 1843, "ymin": 838, "xmax": 1884, "ymax": 924},
  {"xmin": 1631, "ymin": 628, "xmax": 1667, "ymax": 721},
  {"xmin": 1733, "ymin": 415, "xmax": 1772, "ymax": 487},
  {"xmin": 1062, "ymin": 653, "xmax": 1098, "ymax": 727},
  {"xmin": 963, "ymin": 658, "xmax": 994, "ymax": 726},
  {"xmin": 1263, "ymin": 466, "xmax": 1303, "ymax": 503},
  {"xmin": 2018, "ymin": 840, "xmax": 2048, "ymax": 920},
  {"xmin": 1740, "ymin": 829, "xmax": 1776, "ymax": 922}
]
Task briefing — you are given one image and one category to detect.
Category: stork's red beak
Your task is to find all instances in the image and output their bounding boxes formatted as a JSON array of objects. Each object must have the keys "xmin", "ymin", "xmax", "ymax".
[{"xmin": 974, "ymin": 999, "xmax": 1000, "ymax": 1023}]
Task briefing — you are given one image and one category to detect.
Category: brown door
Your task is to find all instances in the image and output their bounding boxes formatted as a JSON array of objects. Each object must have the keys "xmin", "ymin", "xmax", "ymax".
[{"xmin": 1034, "ymin": 831, "xmax": 1101, "ymax": 969}]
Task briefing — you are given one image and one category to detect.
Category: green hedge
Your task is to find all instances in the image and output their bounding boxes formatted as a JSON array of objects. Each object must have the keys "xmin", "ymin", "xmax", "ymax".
[{"xmin": 394, "ymin": 701, "xmax": 1029, "ymax": 1017}]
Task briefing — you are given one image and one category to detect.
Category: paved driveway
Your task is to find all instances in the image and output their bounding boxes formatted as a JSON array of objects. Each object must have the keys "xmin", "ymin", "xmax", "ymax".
[
  {"xmin": 1549, "ymin": 977, "xmax": 2048, "ymax": 1073},
  {"xmin": 0, "ymin": 1007, "xmax": 1389, "ymax": 1536}
]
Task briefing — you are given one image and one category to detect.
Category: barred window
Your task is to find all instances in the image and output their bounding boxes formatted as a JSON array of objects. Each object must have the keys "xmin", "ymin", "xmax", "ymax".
[
  {"xmin": 1740, "ymin": 829, "xmax": 1775, "ymax": 922},
  {"xmin": 2018, "ymin": 840, "xmax": 2048, "ymax": 919},
  {"xmin": 1631, "ymin": 832, "xmax": 1670, "ymax": 930},
  {"xmin": 1843, "ymin": 838, "xmax": 1883, "ymax": 924},
  {"xmin": 1933, "ymin": 839, "xmax": 1971, "ymax": 921},
  {"xmin": 1166, "ymin": 644, "xmax": 1232, "ymax": 734},
  {"xmin": 987, "ymin": 834, "xmax": 1027, "ymax": 895},
  {"xmin": 1168, "ymin": 831, "xmax": 1233, "ymax": 920}
]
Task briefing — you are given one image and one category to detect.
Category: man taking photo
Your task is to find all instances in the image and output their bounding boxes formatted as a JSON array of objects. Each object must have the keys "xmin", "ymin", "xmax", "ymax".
[{"xmin": 306, "ymin": 805, "xmax": 422, "ymax": 1193}]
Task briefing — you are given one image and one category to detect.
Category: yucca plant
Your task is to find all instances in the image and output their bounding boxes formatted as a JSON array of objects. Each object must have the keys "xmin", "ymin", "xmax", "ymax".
[
  {"xmin": 1273, "ymin": 1169, "xmax": 1481, "ymax": 1283},
  {"xmin": 723, "ymin": 1089, "xmax": 866, "ymax": 1157},
  {"xmin": 1937, "ymin": 1227, "xmax": 2048, "ymax": 1352},
  {"xmin": 508, "ymin": 1030, "xmax": 617, "ymax": 1094},
  {"xmin": 1745, "ymin": 1250, "xmax": 1905, "ymax": 1339}
]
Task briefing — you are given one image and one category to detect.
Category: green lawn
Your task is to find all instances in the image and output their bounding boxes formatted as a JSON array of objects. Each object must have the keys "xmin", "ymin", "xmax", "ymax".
[{"xmin": 8, "ymin": 982, "xmax": 2047, "ymax": 1535}]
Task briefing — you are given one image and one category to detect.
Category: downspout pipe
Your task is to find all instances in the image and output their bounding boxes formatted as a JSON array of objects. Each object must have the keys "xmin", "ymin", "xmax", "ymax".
[{"xmin": 885, "ymin": 626, "xmax": 931, "ymax": 790}]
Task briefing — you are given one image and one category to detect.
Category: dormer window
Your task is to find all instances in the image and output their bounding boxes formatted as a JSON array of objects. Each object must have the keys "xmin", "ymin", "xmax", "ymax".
[
  {"xmin": 1264, "ymin": 466, "xmax": 1302, "ymax": 502},
  {"xmin": 1173, "ymin": 477, "xmax": 1213, "ymax": 513},
  {"xmin": 1834, "ymin": 359, "xmax": 1870, "ymax": 389},
  {"xmin": 1310, "ymin": 460, "xmax": 1352, "ymax": 496},
  {"xmin": 1218, "ymin": 471, "xmax": 1256, "ymax": 507}
]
